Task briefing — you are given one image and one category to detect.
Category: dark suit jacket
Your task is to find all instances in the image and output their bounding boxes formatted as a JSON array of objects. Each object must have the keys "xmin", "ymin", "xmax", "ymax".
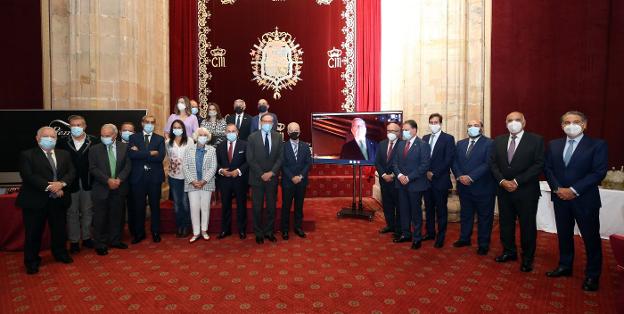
[
  {"xmin": 127, "ymin": 132, "xmax": 166, "ymax": 184},
  {"xmin": 452, "ymin": 136, "xmax": 496, "ymax": 196},
  {"xmin": 250, "ymin": 112, "xmax": 279, "ymax": 133},
  {"xmin": 216, "ymin": 139, "xmax": 249, "ymax": 187},
  {"xmin": 89, "ymin": 142, "xmax": 132, "ymax": 199},
  {"xmin": 58, "ymin": 135, "xmax": 98, "ymax": 192},
  {"xmin": 282, "ymin": 140, "xmax": 312, "ymax": 188},
  {"xmin": 16, "ymin": 147, "xmax": 76, "ymax": 209},
  {"xmin": 422, "ymin": 132, "xmax": 456, "ymax": 190},
  {"xmin": 375, "ymin": 139, "xmax": 401, "ymax": 187},
  {"xmin": 339, "ymin": 138, "xmax": 378, "ymax": 161},
  {"xmin": 225, "ymin": 113, "xmax": 253, "ymax": 140},
  {"xmin": 544, "ymin": 135, "xmax": 608, "ymax": 209},
  {"xmin": 246, "ymin": 130, "xmax": 284, "ymax": 187},
  {"xmin": 392, "ymin": 138, "xmax": 431, "ymax": 192},
  {"xmin": 489, "ymin": 131, "xmax": 544, "ymax": 199}
]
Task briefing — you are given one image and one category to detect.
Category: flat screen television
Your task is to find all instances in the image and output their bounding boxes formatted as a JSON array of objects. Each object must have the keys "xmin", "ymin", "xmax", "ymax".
[{"xmin": 310, "ymin": 111, "xmax": 403, "ymax": 165}]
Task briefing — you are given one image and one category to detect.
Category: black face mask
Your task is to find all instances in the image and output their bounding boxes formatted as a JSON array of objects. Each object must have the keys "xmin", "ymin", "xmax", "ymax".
[
  {"xmin": 289, "ymin": 132, "xmax": 300, "ymax": 140},
  {"xmin": 235, "ymin": 107, "xmax": 244, "ymax": 114},
  {"xmin": 258, "ymin": 105, "xmax": 268, "ymax": 113}
]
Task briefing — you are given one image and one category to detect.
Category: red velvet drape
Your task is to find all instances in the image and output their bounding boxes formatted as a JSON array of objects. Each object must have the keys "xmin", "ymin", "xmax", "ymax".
[
  {"xmin": 169, "ymin": 0, "xmax": 198, "ymax": 111},
  {"xmin": 491, "ymin": 0, "xmax": 624, "ymax": 166},
  {"xmin": 356, "ymin": 0, "xmax": 381, "ymax": 112}
]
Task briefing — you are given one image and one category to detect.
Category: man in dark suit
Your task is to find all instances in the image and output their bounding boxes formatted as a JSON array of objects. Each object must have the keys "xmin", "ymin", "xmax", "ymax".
[
  {"xmin": 281, "ymin": 122, "xmax": 312, "ymax": 240},
  {"xmin": 544, "ymin": 111, "xmax": 608, "ymax": 291},
  {"xmin": 128, "ymin": 115, "xmax": 166, "ymax": 244},
  {"xmin": 58, "ymin": 115, "xmax": 97, "ymax": 253},
  {"xmin": 249, "ymin": 99, "xmax": 279, "ymax": 133},
  {"xmin": 490, "ymin": 111, "xmax": 544, "ymax": 272},
  {"xmin": 225, "ymin": 99, "xmax": 253, "ymax": 140},
  {"xmin": 422, "ymin": 113, "xmax": 456, "ymax": 248},
  {"xmin": 392, "ymin": 120, "xmax": 431, "ymax": 249},
  {"xmin": 216, "ymin": 123, "xmax": 249, "ymax": 240},
  {"xmin": 452, "ymin": 120, "xmax": 496, "ymax": 255},
  {"xmin": 339, "ymin": 118, "xmax": 378, "ymax": 161},
  {"xmin": 17, "ymin": 126, "xmax": 76, "ymax": 274},
  {"xmin": 89, "ymin": 124, "xmax": 131, "ymax": 256},
  {"xmin": 246, "ymin": 114, "xmax": 284, "ymax": 244},
  {"xmin": 375, "ymin": 122, "xmax": 402, "ymax": 237}
]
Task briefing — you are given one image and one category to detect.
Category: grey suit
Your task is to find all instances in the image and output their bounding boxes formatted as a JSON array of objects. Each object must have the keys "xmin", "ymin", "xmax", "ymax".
[
  {"xmin": 88, "ymin": 142, "xmax": 131, "ymax": 249},
  {"xmin": 246, "ymin": 130, "xmax": 284, "ymax": 237}
]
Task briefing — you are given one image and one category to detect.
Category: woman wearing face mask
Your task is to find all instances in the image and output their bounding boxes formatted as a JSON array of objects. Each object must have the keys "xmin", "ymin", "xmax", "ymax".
[
  {"xmin": 200, "ymin": 102, "xmax": 227, "ymax": 147},
  {"xmin": 182, "ymin": 128, "xmax": 217, "ymax": 242},
  {"xmin": 166, "ymin": 120, "xmax": 194, "ymax": 238},
  {"xmin": 189, "ymin": 99, "xmax": 204, "ymax": 125},
  {"xmin": 164, "ymin": 96, "xmax": 199, "ymax": 139}
]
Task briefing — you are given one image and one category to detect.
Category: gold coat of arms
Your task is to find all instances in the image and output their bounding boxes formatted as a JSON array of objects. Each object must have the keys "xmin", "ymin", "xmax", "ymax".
[{"xmin": 250, "ymin": 27, "xmax": 303, "ymax": 99}]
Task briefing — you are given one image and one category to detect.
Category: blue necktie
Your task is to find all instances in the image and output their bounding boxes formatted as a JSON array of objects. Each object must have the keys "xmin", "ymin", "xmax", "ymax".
[{"xmin": 563, "ymin": 139, "xmax": 575, "ymax": 166}]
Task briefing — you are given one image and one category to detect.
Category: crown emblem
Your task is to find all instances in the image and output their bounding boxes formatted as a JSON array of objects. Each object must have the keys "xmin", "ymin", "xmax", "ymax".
[
  {"xmin": 210, "ymin": 47, "xmax": 227, "ymax": 57},
  {"xmin": 327, "ymin": 47, "xmax": 342, "ymax": 58}
]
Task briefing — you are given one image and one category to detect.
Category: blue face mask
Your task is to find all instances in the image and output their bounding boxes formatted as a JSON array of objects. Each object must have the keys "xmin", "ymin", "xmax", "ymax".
[
  {"xmin": 172, "ymin": 128, "xmax": 184, "ymax": 137},
  {"xmin": 121, "ymin": 131, "xmax": 133, "ymax": 142},
  {"xmin": 101, "ymin": 137, "xmax": 113, "ymax": 146},
  {"xmin": 261, "ymin": 123, "xmax": 272, "ymax": 133},
  {"xmin": 191, "ymin": 107, "xmax": 199, "ymax": 115},
  {"xmin": 226, "ymin": 132, "xmax": 237, "ymax": 142},
  {"xmin": 402, "ymin": 130, "xmax": 412, "ymax": 141},
  {"xmin": 467, "ymin": 126, "xmax": 481, "ymax": 138},
  {"xmin": 143, "ymin": 123, "xmax": 154, "ymax": 134},
  {"xmin": 39, "ymin": 137, "xmax": 56, "ymax": 150},
  {"xmin": 197, "ymin": 136, "xmax": 209, "ymax": 145},
  {"xmin": 70, "ymin": 126, "xmax": 84, "ymax": 137}
]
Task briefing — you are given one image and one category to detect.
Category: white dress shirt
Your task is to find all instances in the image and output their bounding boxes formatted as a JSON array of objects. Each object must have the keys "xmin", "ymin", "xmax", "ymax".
[
  {"xmin": 72, "ymin": 137, "xmax": 85, "ymax": 151},
  {"xmin": 428, "ymin": 131, "xmax": 441, "ymax": 154},
  {"xmin": 507, "ymin": 130, "xmax": 524, "ymax": 150},
  {"xmin": 563, "ymin": 133, "xmax": 584, "ymax": 160},
  {"xmin": 261, "ymin": 129, "xmax": 272, "ymax": 152}
]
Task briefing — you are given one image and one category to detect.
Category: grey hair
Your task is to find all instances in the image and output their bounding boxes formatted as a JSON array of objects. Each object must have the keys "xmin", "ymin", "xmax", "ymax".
[
  {"xmin": 561, "ymin": 111, "xmax": 587, "ymax": 123},
  {"xmin": 192, "ymin": 127, "xmax": 212, "ymax": 141},
  {"xmin": 102, "ymin": 123, "xmax": 118, "ymax": 134},
  {"xmin": 351, "ymin": 118, "xmax": 365, "ymax": 126},
  {"xmin": 37, "ymin": 126, "xmax": 57, "ymax": 137}
]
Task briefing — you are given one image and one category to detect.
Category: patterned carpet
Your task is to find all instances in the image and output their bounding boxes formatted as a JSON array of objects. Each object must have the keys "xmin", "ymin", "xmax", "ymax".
[{"xmin": 0, "ymin": 197, "xmax": 620, "ymax": 313}]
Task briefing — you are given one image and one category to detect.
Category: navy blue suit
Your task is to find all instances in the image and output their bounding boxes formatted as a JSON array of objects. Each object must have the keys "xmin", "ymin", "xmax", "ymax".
[
  {"xmin": 216, "ymin": 139, "xmax": 249, "ymax": 234},
  {"xmin": 339, "ymin": 138, "xmax": 377, "ymax": 162},
  {"xmin": 375, "ymin": 138, "xmax": 401, "ymax": 233},
  {"xmin": 421, "ymin": 132, "xmax": 455, "ymax": 244},
  {"xmin": 393, "ymin": 138, "xmax": 431, "ymax": 242},
  {"xmin": 544, "ymin": 135, "xmax": 608, "ymax": 279},
  {"xmin": 128, "ymin": 132, "xmax": 166, "ymax": 237},
  {"xmin": 452, "ymin": 136, "xmax": 496, "ymax": 249},
  {"xmin": 281, "ymin": 140, "xmax": 312, "ymax": 232}
]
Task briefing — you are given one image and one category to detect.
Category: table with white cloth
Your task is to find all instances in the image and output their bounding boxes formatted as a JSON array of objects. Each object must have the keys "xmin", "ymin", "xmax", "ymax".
[{"xmin": 537, "ymin": 181, "xmax": 624, "ymax": 239}]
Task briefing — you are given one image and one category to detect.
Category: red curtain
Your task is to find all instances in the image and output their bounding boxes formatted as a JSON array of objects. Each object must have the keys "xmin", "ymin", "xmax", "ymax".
[
  {"xmin": 491, "ymin": 0, "xmax": 624, "ymax": 166},
  {"xmin": 169, "ymin": 0, "xmax": 198, "ymax": 111},
  {"xmin": 356, "ymin": 0, "xmax": 381, "ymax": 112}
]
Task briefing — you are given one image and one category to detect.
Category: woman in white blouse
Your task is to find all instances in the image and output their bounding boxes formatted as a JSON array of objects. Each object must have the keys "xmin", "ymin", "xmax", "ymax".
[
  {"xmin": 166, "ymin": 119, "xmax": 194, "ymax": 238},
  {"xmin": 183, "ymin": 127, "xmax": 217, "ymax": 242}
]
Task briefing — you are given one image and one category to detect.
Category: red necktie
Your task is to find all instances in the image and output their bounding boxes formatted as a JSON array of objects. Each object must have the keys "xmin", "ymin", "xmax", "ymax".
[
  {"xmin": 228, "ymin": 142, "xmax": 234, "ymax": 163},
  {"xmin": 403, "ymin": 141, "xmax": 411, "ymax": 158},
  {"xmin": 387, "ymin": 141, "xmax": 394, "ymax": 162}
]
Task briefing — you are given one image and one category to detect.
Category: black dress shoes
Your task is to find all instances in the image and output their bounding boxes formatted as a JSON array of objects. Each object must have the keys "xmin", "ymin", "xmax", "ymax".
[
  {"xmin": 495, "ymin": 253, "xmax": 518, "ymax": 263},
  {"xmin": 266, "ymin": 234, "xmax": 277, "ymax": 242},
  {"xmin": 411, "ymin": 241, "xmax": 422, "ymax": 250},
  {"xmin": 282, "ymin": 232, "xmax": 289, "ymax": 240},
  {"xmin": 393, "ymin": 236, "xmax": 411, "ymax": 243},
  {"xmin": 476, "ymin": 247, "xmax": 489, "ymax": 256},
  {"xmin": 453, "ymin": 240, "xmax": 471, "ymax": 248},
  {"xmin": 239, "ymin": 232, "xmax": 247, "ymax": 240},
  {"xmin": 379, "ymin": 226, "xmax": 393, "ymax": 234},
  {"xmin": 82, "ymin": 239, "xmax": 94, "ymax": 249},
  {"xmin": 217, "ymin": 232, "xmax": 231, "ymax": 239},
  {"xmin": 294, "ymin": 229, "xmax": 306, "ymax": 238},
  {"xmin": 582, "ymin": 278, "xmax": 599, "ymax": 291},
  {"xmin": 433, "ymin": 240, "xmax": 444, "ymax": 248},
  {"xmin": 182, "ymin": 227, "xmax": 191, "ymax": 237},
  {"xmin": 131, "ymin": 235, "xmax": 145, "ymax": 244},
  {"xmin": 152, "ymin": 233, "xmax": 161, "ymax": 243},
  {"xmin": 545, "ymin": 267, "xmax": 572, "ymax": 278},
  {"xmin": 95, "ymin": 248, "xmax": 108, "ymax": 256},
  {"xmin": 70, "ymin": 242, "xmax": 80, "ymax": 254},
  {"xmin": 110, "ymin": 242, "xmax": 128, "ymax": 249},
  {"xmin": 520, "ymin": 262, "xmax": 533, "ymax": 273},
  {"xmin": 55, "ymin": 255, "xmax": 74, "ymax": 264},
  {"xmin": 26, "ymin": 266, "xmax": 39, "ymax": 275},
  {"xmin": 175, "ymin": 228, "xmax": 183, "ymax": 238},
  {"xmin": 422, "ymin": 234, "xmax": 435, "ymax": 241},
  {"xmin": 255, "ymin": 236, "xmax": 264, "ymax": 244}
]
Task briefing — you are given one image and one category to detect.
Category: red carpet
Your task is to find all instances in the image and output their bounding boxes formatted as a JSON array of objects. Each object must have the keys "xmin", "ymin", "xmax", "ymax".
[{"xmin": 0, "ymin": 197, "xmax": 621, "ymax": 313}]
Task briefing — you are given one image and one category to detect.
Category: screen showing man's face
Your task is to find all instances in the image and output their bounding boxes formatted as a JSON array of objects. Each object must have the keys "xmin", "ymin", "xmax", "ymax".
[{"xmin": 351, "ymin": 119, "xmax": 367, "ymax": 139}]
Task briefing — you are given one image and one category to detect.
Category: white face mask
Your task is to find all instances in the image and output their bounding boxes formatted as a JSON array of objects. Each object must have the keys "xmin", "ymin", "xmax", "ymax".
[
  {"xmin": 208, "ymin": 110, "xmax": 217, "ymax": 117},
  {"xmin": 177, "ymin": 102, "xmax": 186, "ymax": 111},
  {"xmin": 429, "ymin": 124, "xmax": 441, "ymax": 134},
  {"xmin": 387, "ymin": 132, "xmax": 397, "ymax": 141},
  {"xmin": 564, "ymin": 123, "xmax": 583, "ymax": 138},
  {"xmin": 507, "ymin": 120, "xmax": 523, "ymax": 134}
]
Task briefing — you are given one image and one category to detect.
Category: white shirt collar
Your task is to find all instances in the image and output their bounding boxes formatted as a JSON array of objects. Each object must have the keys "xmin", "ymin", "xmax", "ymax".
[
  {"xmin": 567, "ymin": 133, "xmax": 584, "ymax": 143},
  {"xmin": 143, "ymin": 131, "xmax": 152, "ymax": 136},
  {"xmin": 510, "ymin": 130, "xmax": 524, "ymax": 140}
]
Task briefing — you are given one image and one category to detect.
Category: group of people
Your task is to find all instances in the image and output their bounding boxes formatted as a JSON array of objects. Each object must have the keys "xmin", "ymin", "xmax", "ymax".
[
  {"xmin": 374, "ymin": 110, "xmax": 608, "ymax": 291},
  {"xmin": 16, "ymin": 98, "xmax": 311, "ymax": 276}
]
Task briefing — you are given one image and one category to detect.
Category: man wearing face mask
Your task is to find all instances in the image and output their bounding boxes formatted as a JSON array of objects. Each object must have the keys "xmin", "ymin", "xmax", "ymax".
[
  {"xmin": 280, "ymin": 122, "xmax": 312, "ymax": 240},
  {"xmin": 421, "ymin": 113, "xmax": 456, "ymax": 248},
  {"xmin": 246, "ymin": 114, "xmax": 284, "ymax": 244},
  {"xmin": 339, "ymin": 118, "xmax": 378, "ymax": 161},
  {"xmin": 17, "ymin": 126, "xmax": 76, "ymax": 274},
  {"xmin": 250, "ymin": 99, "xmax": 279, "ymax": 132},
  {"xmin": 128, "ymin": 115, "xmax": 166, "ymax": 244},
  {"xmin": 58, "ymin": 115, "xmax": 97, "ymax": 253},
  {"xmin": 225, "ymin": 99, "xmax": 252, "ymax": 140},
  {"xmin": 118, "ymin": 122, "xmax": 135, "ymax": 236},
  {"xmin": 216, "ymin": 124, "xmax": 249, "ymax": 240},
  {"xmin": 543, "ymin": 111, "xmax": 608, "ymax": 291},
  {"xmin": 375, "ymin": 122, "xmax": 402, "ymax": 238},
  {"xmin": 452, "ymin": 120, "xmax": 496, "ymax": 255},
  {"xmin": 190, "ymin": 99, "xmax": 204, "ymax": 125},
  {"xmin": 120, "ymin": 122, "xmax": 135, "ymax": 144},
  {"xmin": 89, "ymin": 124, "xmax": 131, "ymax": 256},
  {"xmin": 490, "ymin": 111, "xmax": 544, "ymax": 272}
]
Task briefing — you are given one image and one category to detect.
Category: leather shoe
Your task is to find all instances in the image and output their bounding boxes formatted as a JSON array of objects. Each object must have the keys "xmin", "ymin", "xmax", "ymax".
[
  {"xmin": 434, "ymin": 239, "xmax": 444, "ymax": 248},
  {"xmin": 26, "ymin": 266, "xmax": 39, "ymax": 275},
  {"xmin": 182, "ymin": 227, "xmax": 191, "ymax": 237},
  {"xmin": 95, "ymin": 248, "xmax": 108, "ymax": 256},
  {"xmin": 393, "ymin": 236, "xmax": 411, "ymax": 243},
  {"xmin": 582, "ymin": 278, "xmax": 599, "ymax": 291},
  {"xmin": 82, "ymin": 239, "xmax": 94, "ymax": 248},
  {"xmin": 411, "ymin": 241, "xmax": 422, "ymax": 250},
  {"xmin": 282, "ymin": 232, "xmax": 289, "ymax": 240},
  {"xmin": 379, "ymin": 226, "xmax": 393, "ymax": 234},
  {"xmin": 422, "ymin": 234, "xmax": 435, "ymax": 241},
  {"xmin": 175, "ymin": 228, "xmax": 182, "ymax": 238},
  {"xmin": 217, "ymin": 232, "xmax": 231, "ymax": 240},
  {"xmin": 239, "ymin": 232, "xmax": 247, "ymax": 240},
  {"xmin": 545, "ymin": 267, "xmax": 572, "ymax": 278},
  {"xmin": 520, "ymin": 262, "xmax": 533, "ymax": 273},
  {"xmin": 294, "ymin": 229, "xmax": 306, "ymax": 238},
  {"xmin": 131, "ymin": 235, "xmax": 145, "ymax": 244},
  {"xmin": 453, "ymin": 240, "xmax": 471, "ymax": 248},
  {"xmin": 255, "ymin": 236, "xmax": 264, "ymax": 244},
  {"xmin": 476, "ymin": 247, "xmax": 489, "ymax": 256},
  {"xmin": 152, "ymin": 233, "xmax": 161, "ymax": 243},
  {"xmin": 70, "ymin": 242, "xmax": 80, "ymax": 254},
  {"xmin": 110, "ymin": 242, "xmax": 128, "ymax": 249},
  {"xmin": 266, "ymin": 234, "xmax": 277, "ymax": 242},
  {"xmin": 495, "ymin": 253, "xmax": 518, "ymax": 263},
  {"xmin": 55, "ymin": 255, "xmax": 73, "ymax": 264}
]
